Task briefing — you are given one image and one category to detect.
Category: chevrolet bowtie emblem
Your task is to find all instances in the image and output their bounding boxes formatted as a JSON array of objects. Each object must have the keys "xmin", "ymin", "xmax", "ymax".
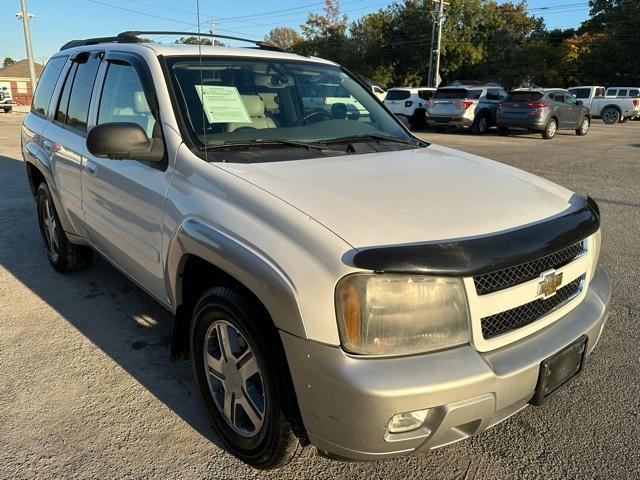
[{"xmin": 537, "ymin": 270, "xmax": 563, "ymax": 299}]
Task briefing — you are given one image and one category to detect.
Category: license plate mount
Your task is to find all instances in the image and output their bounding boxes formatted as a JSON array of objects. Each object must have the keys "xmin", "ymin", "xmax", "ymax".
[{"xmin": 530, "ymin": 335, "xmax": 588, "ymax": 406}]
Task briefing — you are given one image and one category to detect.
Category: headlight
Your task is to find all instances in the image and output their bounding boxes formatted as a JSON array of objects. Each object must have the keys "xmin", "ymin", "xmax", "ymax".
[
  {"xmin": 335, "ymin": 274, "xmax": 470, "ymax": 356},
  {"xmin": 589, "ymin": 229, "xmax": 601, "ymax": 280}
]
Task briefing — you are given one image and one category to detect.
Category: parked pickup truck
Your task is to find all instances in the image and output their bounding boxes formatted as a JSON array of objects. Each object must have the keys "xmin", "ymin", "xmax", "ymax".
[
  {"xmin": 22, "ymin": 32, "xmax": 610, "ymax": 469},
  {"xmin": 567, "ymin": 85, "xmax": 640, "ymax": 124},
  {"xmin": 0, "ymin": 85, "xmax": 12, "ymax": 113}
]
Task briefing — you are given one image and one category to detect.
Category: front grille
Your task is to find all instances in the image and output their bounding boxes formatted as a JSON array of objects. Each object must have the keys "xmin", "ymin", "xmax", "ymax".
[
  {"xmin": 474, "ymin": 241, "xmax": 584, "ymax": 295},
  {"xmin": 481, "ymin": 275, "xmax": 584, "ymax": 339}
]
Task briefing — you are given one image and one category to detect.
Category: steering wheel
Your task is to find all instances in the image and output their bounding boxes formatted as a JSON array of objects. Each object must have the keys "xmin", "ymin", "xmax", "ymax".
[{"xmin": 299, "ymin": 110, "xmax": 333, "ymax": 125}]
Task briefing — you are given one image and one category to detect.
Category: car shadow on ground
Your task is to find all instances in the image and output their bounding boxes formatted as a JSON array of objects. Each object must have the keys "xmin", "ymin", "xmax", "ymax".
[{"xmin": 0, "ymin": 153, "xmax": 224, "ymax": 450}]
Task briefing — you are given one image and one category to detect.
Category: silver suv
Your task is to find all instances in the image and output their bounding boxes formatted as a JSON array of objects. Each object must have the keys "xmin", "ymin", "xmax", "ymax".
[
  {"xmin": 426, "ymin": 83, "xmax": 508, "ymax": 134},
  {"xmin": 22, "ymin": 32, "xmax": 610, "ymax": 469}
]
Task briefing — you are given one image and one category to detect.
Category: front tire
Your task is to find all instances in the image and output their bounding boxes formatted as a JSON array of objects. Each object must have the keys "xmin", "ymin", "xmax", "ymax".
[
  {"xmin": 542, "ymin": 118, "xmax": 557, "ymax": 139},
  {"xmin": 36, "ymin": 183, "xmax": 92, "ymax": 273},
  {"xmin": 190, "ymin": 287, "xmax": 303, "ymax": 469},
  {"xmin": 576, "ymin": 117, "xmax": 590, "ymax": 136}
]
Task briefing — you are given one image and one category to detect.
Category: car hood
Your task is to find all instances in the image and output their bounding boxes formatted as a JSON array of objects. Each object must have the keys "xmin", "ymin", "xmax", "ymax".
[{"xmin": 217, "ymin": 144, "xmax": 575, "ymax": 249}]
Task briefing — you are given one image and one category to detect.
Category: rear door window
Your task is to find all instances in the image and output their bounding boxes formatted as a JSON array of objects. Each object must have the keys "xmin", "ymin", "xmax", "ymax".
[
  {"xmin": 417, "ymin": 90, "xmax": 433, "ymax": 100},
  {"xmin": 66, "ymin": 53, "xmax": 102, "ymax": 132},
  {"xmin": 385, "ymin": 90, "xmax": 411, "ymax": 100},
  {"xmin": 467, "ymin": 90, "xmax": 482, "ymax": 100},
  {"xmin": 54, "ymin": 52, "xmax": 101, "ymax": 134},
  {"xmin": 31, "ymin": 56, "xmax": 68, "ymax": 116}
]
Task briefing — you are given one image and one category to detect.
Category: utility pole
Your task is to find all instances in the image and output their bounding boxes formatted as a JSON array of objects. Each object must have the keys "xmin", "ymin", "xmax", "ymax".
[
  {"xmin": 17, "ymin": 0, "xmax": 37, "ymax": 92},
  {"xmin": 427, "ymin": 12, "xmax": 436, "ymax": 87},
  {"xmin": 431, "ymin": 0, "xmax": 448, "ymax": 88}
]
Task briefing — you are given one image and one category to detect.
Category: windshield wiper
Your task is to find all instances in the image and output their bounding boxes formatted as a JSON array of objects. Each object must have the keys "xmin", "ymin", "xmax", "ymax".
[
  {"xmin": 320, "ymin": 134, "xmax": 418, "ymax": 146},
  {"xmin": 201, "ymin": 139, "xmax": 333, "ymax": 151}
]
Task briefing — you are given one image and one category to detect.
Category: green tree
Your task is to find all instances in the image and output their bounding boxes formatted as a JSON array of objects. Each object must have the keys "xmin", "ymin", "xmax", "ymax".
[
  {"xmin": 264, "ymin": 27, "xmax": 302, "ymax": 50},
  {"xmin": 2, "ymin": 57, "xmax": 16, "ymax": 68}
]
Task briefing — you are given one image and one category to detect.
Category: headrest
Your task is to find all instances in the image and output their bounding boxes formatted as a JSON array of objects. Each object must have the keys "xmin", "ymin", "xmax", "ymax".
[
  {"xmin": 241, "ymin": 95, "xmax": 265, "ymax": 117},
  {"xmin": 134, "ymin": 91, "xmax": 151, "ymax": 114}
]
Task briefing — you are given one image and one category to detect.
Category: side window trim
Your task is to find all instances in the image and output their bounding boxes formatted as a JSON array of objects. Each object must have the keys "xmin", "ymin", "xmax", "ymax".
[{"xmin": 51, "ymin": 50, "xmax": 102, "ymax": 137}]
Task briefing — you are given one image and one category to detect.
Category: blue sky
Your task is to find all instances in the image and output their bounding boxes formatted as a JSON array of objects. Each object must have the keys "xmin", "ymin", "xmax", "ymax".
[{"xmin": 1, "ymin": 0, "xmax": 591, "ymax": 63}]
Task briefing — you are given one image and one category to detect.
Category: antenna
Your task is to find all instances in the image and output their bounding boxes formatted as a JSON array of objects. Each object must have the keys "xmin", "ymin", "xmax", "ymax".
[{"xmin": 196, "ymin": 0, "xmax": 208, "ymax": 162}]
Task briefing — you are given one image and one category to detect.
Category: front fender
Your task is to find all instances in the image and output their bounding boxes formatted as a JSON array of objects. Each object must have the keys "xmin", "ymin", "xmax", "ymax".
[{"xmin": 165, "ymin": 217, "xmax": 306, "ymax": 339}]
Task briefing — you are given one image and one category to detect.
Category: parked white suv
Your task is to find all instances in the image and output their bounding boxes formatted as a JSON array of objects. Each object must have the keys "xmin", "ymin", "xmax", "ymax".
[
  {"xmin": 383, "ymin": 87, "xmax": 435, "ymax": 128},
  {"xmin": 426, "ymin": 84, "xmax": 508, "ymax": 134},
  {"xmin": 22, "ymin": 31, "xmax": 610, "ymax": 469},
  {"xmin": 0, "ymin": 85, "xmax": 12, "ymax": 113}
]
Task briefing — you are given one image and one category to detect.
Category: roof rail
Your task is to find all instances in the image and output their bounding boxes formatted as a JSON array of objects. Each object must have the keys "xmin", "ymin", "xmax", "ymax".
[
  {"xmin": 59, "ymin": 30, "xmax": 285, "ymax": 52},
  {"xmin": 59, "ymin": 32, "xmax": 141, "ymax": 51}
]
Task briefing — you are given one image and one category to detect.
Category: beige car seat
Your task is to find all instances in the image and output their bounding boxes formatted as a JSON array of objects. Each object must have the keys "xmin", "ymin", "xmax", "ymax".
[{"xmin": 227, "ymin": 95, "xmax": 277, "ymax": 132}]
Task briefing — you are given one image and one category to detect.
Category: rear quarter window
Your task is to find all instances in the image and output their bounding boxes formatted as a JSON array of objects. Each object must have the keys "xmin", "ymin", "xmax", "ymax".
[
  {"xmin": 31, "ymin": 56, "xmax": 68, "ymax": 116},
  {"xmin": 385, "ymin": 90, "xmax": 410, "ymax": 100}
]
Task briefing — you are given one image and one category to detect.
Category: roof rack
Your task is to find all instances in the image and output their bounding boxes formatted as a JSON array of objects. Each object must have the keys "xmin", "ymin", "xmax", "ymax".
[{"xmin": 59, "ymin": 30, "xmax": 284, "ymax": 52}]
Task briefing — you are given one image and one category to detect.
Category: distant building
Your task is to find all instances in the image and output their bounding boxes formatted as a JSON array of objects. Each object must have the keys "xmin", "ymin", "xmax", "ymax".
[{"xmin": 0, "ymin": 60, "xmax": 45, "ymax": 106}]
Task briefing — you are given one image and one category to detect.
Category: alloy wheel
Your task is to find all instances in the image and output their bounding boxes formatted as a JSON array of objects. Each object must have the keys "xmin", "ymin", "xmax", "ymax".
[
  {"xmin": 580, "ymin": 118, "xmax": 589, "ymax": 134},
  {"xmin": 547, "ymin": 120, "xmax": 557, "ymax": 137},
  {"xmin": 203, "ymin": 320, "xmax": 266, "ymax": 437},
  {"xmin": 42, "ymin": 198, "xmax": 59, "ymax": 260},
  {"xmin": 603, "ymin": 109, "xmax": 619, "ymax": 124}
]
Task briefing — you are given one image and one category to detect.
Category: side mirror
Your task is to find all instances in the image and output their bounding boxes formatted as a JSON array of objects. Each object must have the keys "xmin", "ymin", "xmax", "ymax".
[
  {"xmin": 86, "ymin": 122, "xmax": 164, "ymax": 163},
  {"xmin": 576, "ymin": 100, "xmax": 583, "ymax": 106},
  {"xmin": 396, "ymin": 114, "xmax": 411, "ymax": 129}
]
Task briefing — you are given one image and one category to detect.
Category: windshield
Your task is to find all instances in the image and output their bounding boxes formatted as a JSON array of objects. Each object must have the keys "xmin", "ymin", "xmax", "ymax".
[{"xmin": 166, "ymin": 56, "xmax": 414, "ymax": 160}]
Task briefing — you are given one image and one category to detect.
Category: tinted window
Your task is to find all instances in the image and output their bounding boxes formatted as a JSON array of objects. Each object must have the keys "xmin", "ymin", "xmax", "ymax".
[
  {"xmin": 630, "ymin": 89, "xmax": 639, "ymax": 97},
  {"xmin": 433, "ymin": 89, "xmax": 467, "ymax": 99},
  {"xmin": 417, "ymin": 90, "xmax": 433, "ymax": 100},
  {"xmin": 31, "ymin": 56, "xmax": 67, "ymax": 116},
  {"xmin": 506, "ymin": 91, "xmax": 543, "ymax": 102},
  {"xmin": 569, "ymin": 88, "xmax": 591, "ymax": 99},
  {"xmin": 386, "ymin": 90, "xmax": 411, "ymax": 100},
  {"xmin": 565, "ymin": 94, "xmax": 577, "ymax": 104},
  {"xmin": 606, "ymin": 89, "xmax": 617, "ymax": 96},
  {"xmin": 98, "ymin": 62, "xmax": 156, "ymax": 138},
  {"xmin": 55, "ymin": 62, "xmax": 77, "ymax": 124},
  {"xmin": 617, "ymin": 89, "xmax": 628, "ymax": 97},
  {"xmin": 486, "ymin": 89, "xmax": 503, "ymax": 100},
  {"xmin": 467, "ymin": 90, "xmax": 482, "ymax": 100},
  {"xmin": 549, "ymin": 92, "xmax": 566, "ymax": 102},
  {"xmin": 66, "ymin": 53, "xmax": 101, "ymax": 132}
]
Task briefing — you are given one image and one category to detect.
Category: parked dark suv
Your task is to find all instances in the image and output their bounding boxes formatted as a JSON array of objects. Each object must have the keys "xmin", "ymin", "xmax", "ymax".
[{"xmin": 497, "ymin": 89, "xmax": 591, "ymax": 139}]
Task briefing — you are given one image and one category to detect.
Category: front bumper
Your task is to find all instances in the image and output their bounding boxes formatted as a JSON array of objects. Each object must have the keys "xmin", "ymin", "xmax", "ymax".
[{"xmin": 282, "ymin": 267, "xmax": 610, "ymax": 461}]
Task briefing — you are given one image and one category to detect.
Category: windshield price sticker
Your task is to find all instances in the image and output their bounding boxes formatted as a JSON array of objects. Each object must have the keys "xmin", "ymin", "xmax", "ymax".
[{"xmin": 195, "ymin": 85, "xmax": 251, "ymax": 124}]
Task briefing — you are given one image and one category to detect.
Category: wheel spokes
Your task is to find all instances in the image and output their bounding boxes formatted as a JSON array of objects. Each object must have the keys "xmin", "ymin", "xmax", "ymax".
[
  {"xmin": 206, "ymin": 352, "xmax": 225, "ymax": 380},
  {"xmin": 237, "ymin": 389, "xmax": 263, "ymax": 429},
  {"xmin": 236, "ymin": 349, "xmax": 259, "ymax": 384}
]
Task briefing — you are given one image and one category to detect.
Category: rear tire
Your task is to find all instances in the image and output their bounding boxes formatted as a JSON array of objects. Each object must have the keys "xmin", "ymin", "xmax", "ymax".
[
  {"xmin": 601, "ymin": 107, "xmax": 620, "ymax": 125},
  {"xmin": 575, "ymin": 117, "xmax": 590, "ymax": 136},
  {"xmin": 471, "ymin": 113, "xmax": 489, "ymax": 135},
  {"xmin": 36, "ymin": 183, "xmax": 92, "ymax": 273},
  {"xmin": 2, "ymin": 107, "xmax": 10, "ymax": 113},
  {"xmin": 542, "ymin": 118, "xmax": 557, "ymax": 139},
  {"xmin": 190, "ymin": 287, "xmax": 304, "ymax": 469}
]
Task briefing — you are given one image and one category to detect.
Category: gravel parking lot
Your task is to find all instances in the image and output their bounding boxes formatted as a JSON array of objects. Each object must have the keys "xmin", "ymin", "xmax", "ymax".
[{"xmin": 1, "ymin": 111, "xmax": 638, "ymax": 479}]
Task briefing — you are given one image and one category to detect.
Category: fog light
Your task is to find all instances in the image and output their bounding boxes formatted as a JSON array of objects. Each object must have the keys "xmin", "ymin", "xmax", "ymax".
[{"xmin": 388, "ymin": 409, "xmax": 430, "ymax": 434}]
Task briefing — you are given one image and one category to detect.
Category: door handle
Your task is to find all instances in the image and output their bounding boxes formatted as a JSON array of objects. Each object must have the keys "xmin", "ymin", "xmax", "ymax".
[{"xmin": 85, "ymin": 161, "xmax": 98, "ymax": 176}]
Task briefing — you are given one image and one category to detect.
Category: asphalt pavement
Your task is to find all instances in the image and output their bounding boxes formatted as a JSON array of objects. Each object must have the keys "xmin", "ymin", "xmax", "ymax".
[{"xmin": 1, "ymin": 111, "xmax": 638, "ymax": 479}]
